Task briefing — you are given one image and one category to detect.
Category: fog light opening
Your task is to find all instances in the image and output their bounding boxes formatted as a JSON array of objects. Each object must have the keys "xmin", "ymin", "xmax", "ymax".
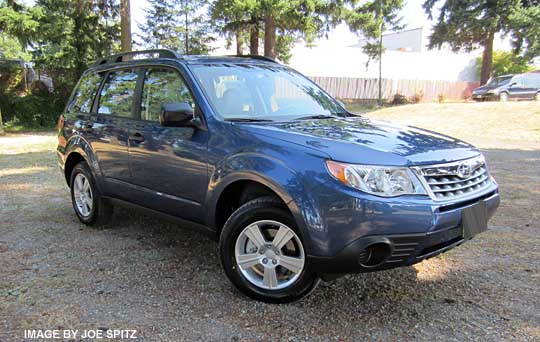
[{"xmin": 359, "ymin": 243, "xmax": 392, "ymax": 267}]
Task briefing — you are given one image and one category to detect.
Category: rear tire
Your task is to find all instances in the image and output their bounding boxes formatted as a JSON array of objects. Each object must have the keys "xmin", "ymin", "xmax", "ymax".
[
  {"xmin": 534, "ymin": 92, "xmax": 540, "ymax": 102},
  {"xmin": 219, "ymin": 197, "xmax": 320, "ymax": 303},
  {"xmin": 70, "ymin": 161, "xmax": 113, "ymax": 227}
]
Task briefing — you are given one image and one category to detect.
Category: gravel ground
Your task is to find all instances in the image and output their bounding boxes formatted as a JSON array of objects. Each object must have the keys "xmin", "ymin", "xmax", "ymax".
[{"xmin": 1, "ymin": 106, "xmax": 539, "ymax": 341}]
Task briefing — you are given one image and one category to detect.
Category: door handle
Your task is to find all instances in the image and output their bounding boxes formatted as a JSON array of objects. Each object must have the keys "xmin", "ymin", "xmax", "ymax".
[{"xmin": 129, "ymin": 132, "xmax": 145, "ymax": 143}]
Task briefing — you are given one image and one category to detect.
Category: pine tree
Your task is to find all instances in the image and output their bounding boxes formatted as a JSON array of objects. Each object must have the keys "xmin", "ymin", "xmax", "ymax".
[
  {"xmin": 138, "ymin": 0, "xmax": 214, "ymax": 55},
  {"xmin": 423, "ymin": 0, "xmax": 539, "ymax": 85}
]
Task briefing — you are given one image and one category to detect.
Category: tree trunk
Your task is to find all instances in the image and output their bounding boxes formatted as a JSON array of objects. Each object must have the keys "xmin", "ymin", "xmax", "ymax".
[
  {"xmin": 480, "ymin": 30, "xmax": 495, "ymax": 85},
  {"xmin": 0, "ymin": 107, "xmax": 4, "ymax": 136},
  {"xmin": 264, "ymin": 16, "xmax": 276, "ymax": 59},
  {"xmin": 236, "ymin": 29, "xmax": 243, "ymax": 55},
  {"xmin": 120, "ymin": 0, "xmax": 131, "ymax": 52},
  {"xmin": 250, "ymin": 24, "xmax": 259, "ymax": 55}
]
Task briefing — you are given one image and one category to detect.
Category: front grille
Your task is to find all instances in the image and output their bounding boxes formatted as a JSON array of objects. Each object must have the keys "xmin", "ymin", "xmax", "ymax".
[{"xmin": 413, "ymin": 155, "xmax": 492, "ymax": 201}]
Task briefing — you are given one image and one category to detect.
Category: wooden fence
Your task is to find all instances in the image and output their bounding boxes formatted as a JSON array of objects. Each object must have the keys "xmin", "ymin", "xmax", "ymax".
[{"xmin": 309, "ymin": 76, "xmax": 480, "ymax": 101}]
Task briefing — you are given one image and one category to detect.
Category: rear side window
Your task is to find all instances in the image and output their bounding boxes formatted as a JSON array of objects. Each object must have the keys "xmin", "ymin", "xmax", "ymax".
[
  {"xmin": 140, "ymin": 68, "xmax": 195, "ymax": 122},
  {"xmin": 98, "ymin": 69, "xmax": 139, "ymax": 117},
  {"xmin": 66, "ymin": 72, "xmax": 103, "ymax": 114}
]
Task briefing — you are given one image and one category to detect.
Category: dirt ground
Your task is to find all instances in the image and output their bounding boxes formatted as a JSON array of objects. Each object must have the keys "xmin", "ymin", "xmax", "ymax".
[{"xmin": 1, "ymin": 102, "xmax": 539, "ymax": 341}]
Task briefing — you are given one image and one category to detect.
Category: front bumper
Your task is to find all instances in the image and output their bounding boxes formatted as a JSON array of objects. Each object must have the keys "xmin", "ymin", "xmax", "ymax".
[
  {"xmin": 306, "ymin": 188, "xmax": 500, "ymax": 274},
  {"xmin": 472, "ymin": 93, "xmax": 497, "ymax": 100}
]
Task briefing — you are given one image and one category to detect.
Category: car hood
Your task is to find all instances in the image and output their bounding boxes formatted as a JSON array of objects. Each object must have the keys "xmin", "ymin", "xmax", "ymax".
[{"xmin": 242, "ymin": 117, "xmax": 479, "ymax": 166}]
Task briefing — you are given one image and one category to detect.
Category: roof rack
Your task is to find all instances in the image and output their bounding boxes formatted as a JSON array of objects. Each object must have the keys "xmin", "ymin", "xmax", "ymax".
[
  {"xmin": 229, "ymin": 55, "xmax": 278, "ymax": 63},
  {"xmin": 93, "ymin": 49, "xmax": 182, "ymax": 66}
]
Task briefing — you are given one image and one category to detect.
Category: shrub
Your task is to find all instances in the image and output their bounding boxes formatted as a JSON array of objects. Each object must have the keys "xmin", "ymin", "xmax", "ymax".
[
  {"xmin": 390, "ymin": 93, "xmax": 409, "ymax": 105},
  {"xmin": 2, "ymin": 90, "xmax": 65, "ymax": 129},
  {"xmin": 409, "ymin": 91, "xmax": 424, "ymax": 103}
]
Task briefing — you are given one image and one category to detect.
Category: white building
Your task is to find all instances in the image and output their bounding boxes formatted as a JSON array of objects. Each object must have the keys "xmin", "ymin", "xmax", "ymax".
[{"xmin": 287, "ymin": 26, "xmax": 479, "ymax": 82}]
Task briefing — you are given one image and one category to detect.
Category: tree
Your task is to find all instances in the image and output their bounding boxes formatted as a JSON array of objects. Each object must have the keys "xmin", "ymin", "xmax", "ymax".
[
  {"xmin": 509, "ymin": 3, "xmax": 540, "ymax": 61},
  {"xmin": 210, "ymin": 0, "xmax": 259, "ymax": 55},
  {"xmin": 139, "ymin": 0, "xmax": 214, "ymax": 54},
  {"xmin": 211, "ymin": 0, "xmax": 334, "ymax": 62},
  {"xmin": 259, "ymin": 0, "xmax": 331, "ymax": 60},
  {"xmin": 476, "ymin": 50, "xmax": 534, "ymax": 78},
  {"xmin": 343, "ymin": 0, "xmax": 405, "ymax": 104},
  {"xmin": 32, "ymin": 0, "xmax": 120, "ymax": 96},
  {"xmin": 120, "ymin": 0, "xmax": 131, "ymax": 51},
  {"xmin": 423, "ymin": 0, "xmax": 539, "ymax": 85}
]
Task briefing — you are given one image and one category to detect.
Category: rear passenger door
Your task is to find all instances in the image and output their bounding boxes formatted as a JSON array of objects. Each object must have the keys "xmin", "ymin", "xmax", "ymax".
[
  {"xmin": 90, "ymin": 68, "xmax": 139, "ymax": 196},
  {"xmin": 128, "ymin": 67, "xmax": 209, "ymax": 222}
]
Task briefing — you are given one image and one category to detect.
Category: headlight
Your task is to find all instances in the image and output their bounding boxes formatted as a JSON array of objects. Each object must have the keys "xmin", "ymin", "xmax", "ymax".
[{"xmin": 326, "ymin": 160, "xmax": 427, "ymax": 197}]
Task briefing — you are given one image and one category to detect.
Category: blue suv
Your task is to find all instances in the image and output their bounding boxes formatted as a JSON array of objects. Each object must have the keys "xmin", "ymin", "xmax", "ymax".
[{"xmin": 58, "ymin": 50, "xmax": 500, "ymax": 303}]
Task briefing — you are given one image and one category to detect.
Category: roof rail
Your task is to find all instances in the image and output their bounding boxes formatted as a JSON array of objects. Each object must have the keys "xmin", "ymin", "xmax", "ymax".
[
  {"xmin": 93, "ymin": 49, "xmax": 182, "ymax": 66},
  {"xmin": 230, "ymin": 55, "xmax": 278, "ymax": 63}
]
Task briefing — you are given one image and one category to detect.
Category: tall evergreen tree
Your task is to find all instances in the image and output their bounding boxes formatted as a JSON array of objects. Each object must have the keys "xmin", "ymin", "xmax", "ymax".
[
  {"xmin": 423, "ymin": 0, "xmax": 538, "ymax": 85},
  {"xmin": 32, "ymin": 0, "xmax": 120, "ymax": 96},
  {"xmin": 139, "ymin": 0, "xmax": 214, "ymax": 55}
]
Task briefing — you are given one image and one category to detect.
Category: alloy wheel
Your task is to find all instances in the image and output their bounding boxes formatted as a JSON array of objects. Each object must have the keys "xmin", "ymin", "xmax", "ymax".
[
  {"xmin": 73, "ymin": 173, "xmax": 93, "ymax": 217},
  {"xmin": 235, "ymin": 220, "xmax": 305, "ymax": 290}
]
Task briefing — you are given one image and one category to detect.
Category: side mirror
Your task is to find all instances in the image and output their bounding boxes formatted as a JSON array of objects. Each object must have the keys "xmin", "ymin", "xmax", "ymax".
[
  {"xmin": 510, "ymin": 82, "xmax": 517, "ymax": 87},
  {"xmin": 160, "ymin": 102, "xmax": 194, "ymax": 127}
]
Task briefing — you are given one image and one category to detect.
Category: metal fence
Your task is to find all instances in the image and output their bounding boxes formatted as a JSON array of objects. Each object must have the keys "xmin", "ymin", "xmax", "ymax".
[{"xmin": 309, "ymin": 76, "xmax": 480, "ymax": 101}]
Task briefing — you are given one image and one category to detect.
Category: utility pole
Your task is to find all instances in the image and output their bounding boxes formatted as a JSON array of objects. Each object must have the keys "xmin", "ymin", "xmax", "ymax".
[
  {"xmin": 184, "ymin": 0, "xmax": 189, "ymax": 54},
  {"xmin": 120, "ymin": 0, "xmax": 132, "ymax": 52},
  {"xmin": 378, "ymin": 3, "xmax": 383, "ymax": 106}
]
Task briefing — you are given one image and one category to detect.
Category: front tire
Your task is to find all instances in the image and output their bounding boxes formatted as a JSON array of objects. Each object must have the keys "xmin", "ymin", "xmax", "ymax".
[
  {"xmin": 219, "ymin": 197, "xmax": 320, "ymax": 303},
  {"xmin": 499, "ymin": 92, "xmax": 509, "ymax": 102},
  {"xmin": 70, "ymin": 161, "xmax": 112, "ymax": 227}
]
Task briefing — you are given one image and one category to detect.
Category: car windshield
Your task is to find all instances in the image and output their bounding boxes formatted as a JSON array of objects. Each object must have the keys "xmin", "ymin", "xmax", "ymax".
[
  {"xmin": 190, "ymin": 63, "xmax": 347, "ymax": 121},
  {"xmin": 487, "ymin": 76, "xmax": 512, "ymax": 87}
]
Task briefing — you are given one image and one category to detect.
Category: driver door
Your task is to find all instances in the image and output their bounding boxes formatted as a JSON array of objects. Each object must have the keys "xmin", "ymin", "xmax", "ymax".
[{"xmin": 128, "ymin": 67, "xmax": 209, "ymax": 222}]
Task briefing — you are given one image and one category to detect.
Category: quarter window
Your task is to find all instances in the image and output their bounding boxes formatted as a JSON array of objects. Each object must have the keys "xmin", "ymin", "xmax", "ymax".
[
  {"xmin": 98, "ymin": 69, "xmax": 139, "ymax": 117},
  {"xmin": 67, "ymin": 72, "xmax": 103, "ymax": 114},
  {"xmin": 140, "ymin": 68, "xmax": 195, "ymax": 122}
]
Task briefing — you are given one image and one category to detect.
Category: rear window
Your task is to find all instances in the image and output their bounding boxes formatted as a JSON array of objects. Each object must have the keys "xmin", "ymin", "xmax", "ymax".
[
  {"xmin": 97, "ymin": 69, "xmax": 139, "ymax": 117},
  {"xmin": 66, "ymin": 72, "xmax": 103, "ymax": 114}
]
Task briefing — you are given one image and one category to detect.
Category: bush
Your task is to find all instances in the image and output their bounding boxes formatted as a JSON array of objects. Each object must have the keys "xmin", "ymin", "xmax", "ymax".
[
  {"xmin": 409, "ymin": 91, "xmax": 424, "ymax": 103},
  {"xmin": 390, "ymin": 93, "xmax": 409, "ymax": 105},
  {"xmin": 1, "ymin": 90, "xmax": 65, "ymax": 129}
]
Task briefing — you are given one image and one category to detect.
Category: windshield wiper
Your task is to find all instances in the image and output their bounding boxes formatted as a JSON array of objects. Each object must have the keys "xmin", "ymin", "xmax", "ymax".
[
  {"xmin": 224, "ymin": 118, "xmax": 274, "ymax": 122},
  {"xmin": 294, "ymin": 114, "xmax": 336, "ymax": 120}
]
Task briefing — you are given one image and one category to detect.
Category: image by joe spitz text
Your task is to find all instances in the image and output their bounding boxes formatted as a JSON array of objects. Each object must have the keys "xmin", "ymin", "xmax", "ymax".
[{"xmin": 24, "ymin": 329, "xmax": 137, "ymax": 339}]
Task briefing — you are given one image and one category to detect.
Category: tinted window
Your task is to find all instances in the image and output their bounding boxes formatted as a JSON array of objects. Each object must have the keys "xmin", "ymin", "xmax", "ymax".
[
  {"xmin": 98, "ymin": 69, "xmax": 139, "ymax": 117},
  {"xmin": 67, "ymin": 72, "xmax": 103, "ymax": 113},
  {"xmin": 140, "ymin": 68, "xmax": 195, "ymax": 122}
]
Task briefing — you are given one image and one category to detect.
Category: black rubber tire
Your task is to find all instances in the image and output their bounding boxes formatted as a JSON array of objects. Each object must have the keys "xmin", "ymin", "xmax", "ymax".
[
  {"xmin": 219, "ymin": 196, "xmax": 320, "ymax": 303},
  {"xmin": 69, "ymin": 161, "xmax": 113, "ymax": 227}
]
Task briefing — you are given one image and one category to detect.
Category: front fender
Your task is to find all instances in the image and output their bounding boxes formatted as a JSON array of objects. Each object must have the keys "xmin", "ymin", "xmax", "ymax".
[{"xmin": 204, "ymin": 152, "xmax": 324, "ymax": 252}]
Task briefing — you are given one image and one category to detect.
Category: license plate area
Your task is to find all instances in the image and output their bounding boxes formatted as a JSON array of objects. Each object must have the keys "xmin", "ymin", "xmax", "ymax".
[{"xmin": 462, "ymin": 201, "xmax": 488, "ymax": 238}]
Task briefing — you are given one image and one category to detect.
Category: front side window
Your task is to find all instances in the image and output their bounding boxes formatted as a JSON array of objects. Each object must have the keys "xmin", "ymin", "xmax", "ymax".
[
  {"xmin": 98, "ymin": 69, "xmax": 139, "ymax": 117},
  {"xmin": 67, "ymin": 72, "xmax": 103, "ymax": 113},
  {"xmin": 140, "ymin": 68, "xmax": 195, "ymax": 122},
  {"xmin": 190, "ymin": 64, "xmax": 346, "ymax": 121}
]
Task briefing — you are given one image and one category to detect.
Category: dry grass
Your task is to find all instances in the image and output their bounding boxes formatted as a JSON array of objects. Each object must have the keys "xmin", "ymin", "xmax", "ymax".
[
  {"xmin": 365, "ymin": 101, "xmax": 540, "ymax": 150},
  {"xmin": 0, "ymin": 107, "xmax": 539, "ymax": 341}
]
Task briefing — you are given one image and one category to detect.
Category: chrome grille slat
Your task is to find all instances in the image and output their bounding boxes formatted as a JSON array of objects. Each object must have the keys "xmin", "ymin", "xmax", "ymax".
[
  {"xmin": 431, "ymin": 175, "xmax": 489, "ymax": 192},
  {"xmin": 413, "ymin": 155, "xmax": 492, "ymax": 201},
  {"xmin": 426, "ymin": 168, "xmax": 487, "ymax": 185}
]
